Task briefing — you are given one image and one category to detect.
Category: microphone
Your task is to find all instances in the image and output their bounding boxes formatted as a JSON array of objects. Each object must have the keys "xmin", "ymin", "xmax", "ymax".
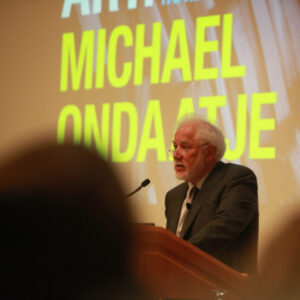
[
  {"xmin": 141, "ymin": 178, "xmax": 150, "ymax": 187},
  {"xmin": 125, "ymin": 179, "xmax": 150, "ymax": 198},
  {"xmin": 186, "ymin": 202, "xmax": 192, "ymax": 210}
]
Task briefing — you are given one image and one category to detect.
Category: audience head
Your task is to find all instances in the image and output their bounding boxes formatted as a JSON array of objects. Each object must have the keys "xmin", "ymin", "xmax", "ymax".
[
  {"xmin": 245, "ymin": 212, "xmax": 300, "ymax": 300},
  {"xmin": 0, "ymin": 142, "xmax": 141, "ymax": 299}
]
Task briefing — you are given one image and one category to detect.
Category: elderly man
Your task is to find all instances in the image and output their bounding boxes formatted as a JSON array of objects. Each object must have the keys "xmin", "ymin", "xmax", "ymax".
[{"xmin": 165, "ymin": 118, "xmax": 258, "ymax": 274}]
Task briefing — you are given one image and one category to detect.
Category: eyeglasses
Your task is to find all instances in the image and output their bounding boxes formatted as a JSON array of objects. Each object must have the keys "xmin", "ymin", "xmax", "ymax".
[{"xmin": 167, "ymin": 143, "xmax": 209, "ymax": 155}]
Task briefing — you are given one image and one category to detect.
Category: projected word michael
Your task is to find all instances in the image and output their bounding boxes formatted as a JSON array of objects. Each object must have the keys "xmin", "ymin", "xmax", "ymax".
[{"xmin": 60, "ymin": 14, "xmax": 245, "ymax": 91}]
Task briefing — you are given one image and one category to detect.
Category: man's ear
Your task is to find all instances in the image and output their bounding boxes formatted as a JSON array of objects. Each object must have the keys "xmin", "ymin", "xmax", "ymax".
[{"xmin": 205, "ymin": 145, "xmax": 217, "ymax": 162}]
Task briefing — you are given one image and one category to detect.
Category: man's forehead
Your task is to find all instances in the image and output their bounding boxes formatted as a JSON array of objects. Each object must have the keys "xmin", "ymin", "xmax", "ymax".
[
  {"xmin": 174, "ymin": 125, "xmax": 198, "ymax": 143},
  {"xmin": 175, "ymin": 123, "xmax": 197, "ymax": 137}
]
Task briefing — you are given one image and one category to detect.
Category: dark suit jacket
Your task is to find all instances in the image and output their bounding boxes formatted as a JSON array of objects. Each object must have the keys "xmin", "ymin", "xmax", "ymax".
[{"xmin": 165, "ymin": 161, "xmax": 258, "ymax": 274}]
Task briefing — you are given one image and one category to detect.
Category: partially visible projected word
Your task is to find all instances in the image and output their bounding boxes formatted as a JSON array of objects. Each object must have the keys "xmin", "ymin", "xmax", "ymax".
[
  {"xmin": 61, "ymin": 0, "xmax": 154, "ymax": 18},
  {"xmin": 162, "ymin": 0, "xmax": 201, "ymax": 5}
]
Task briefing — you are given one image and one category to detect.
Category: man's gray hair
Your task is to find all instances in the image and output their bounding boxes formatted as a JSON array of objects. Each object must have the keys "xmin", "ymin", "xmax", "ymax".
[{"xmin": 177, "ymin": 116, "xmax": 226, "ymax": 161}]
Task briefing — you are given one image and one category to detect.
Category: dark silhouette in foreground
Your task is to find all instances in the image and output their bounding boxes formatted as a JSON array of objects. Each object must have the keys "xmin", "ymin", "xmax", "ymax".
[{"xmin": 0, "ymin": 143, "xmax": 147, "ymax": 299}]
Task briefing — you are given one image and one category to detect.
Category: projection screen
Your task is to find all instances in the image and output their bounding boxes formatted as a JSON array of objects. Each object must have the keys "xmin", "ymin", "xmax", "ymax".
[{"xmin": 1, "ymin": 0, "xmax": 300, "ymax": 254}]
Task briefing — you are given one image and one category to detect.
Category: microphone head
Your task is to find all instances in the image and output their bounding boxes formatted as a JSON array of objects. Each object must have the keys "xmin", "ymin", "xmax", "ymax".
[
  {"xmin": 186, "ymin": 202, "xmax": 192, "ymax": 210},
  {"xmin": 141, "ymin": 178, "xmax": 150, "ymax": 187}
]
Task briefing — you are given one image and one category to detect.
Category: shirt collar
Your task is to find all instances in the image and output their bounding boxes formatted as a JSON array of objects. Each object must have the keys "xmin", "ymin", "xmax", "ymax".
[{"xmin": 188, "ymin": 172, "xmax": 210, "ymax": 190}]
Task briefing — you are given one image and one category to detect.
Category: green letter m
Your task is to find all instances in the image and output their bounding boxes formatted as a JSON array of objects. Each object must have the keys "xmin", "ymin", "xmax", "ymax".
[{"xmin": 60, "ymin": 30, "xmax": 94, "ymax": 91}]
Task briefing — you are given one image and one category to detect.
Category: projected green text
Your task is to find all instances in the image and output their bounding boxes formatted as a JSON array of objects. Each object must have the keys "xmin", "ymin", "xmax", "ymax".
[
  {"xmin": 60, "ymin": 14, "xmax": 245, "ymax": 91},
  {"xmin": 57, "ymin": 93, "xmax": 277, "ymax": 161}
]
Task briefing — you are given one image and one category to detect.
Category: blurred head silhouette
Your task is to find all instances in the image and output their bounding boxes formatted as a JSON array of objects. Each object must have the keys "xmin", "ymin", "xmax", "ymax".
[
  {"xmin": 0, "ymin": 142, "xmax": 141, "ymax": 299},
  {"xmin": 244, "ymin": 212, "xmax": 300, "ymax": 300}
]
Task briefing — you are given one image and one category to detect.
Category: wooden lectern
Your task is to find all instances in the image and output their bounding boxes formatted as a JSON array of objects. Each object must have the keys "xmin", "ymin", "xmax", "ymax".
[{"xmin": 133, "ymin": 225, "xmax": 250, "ymax": 300}]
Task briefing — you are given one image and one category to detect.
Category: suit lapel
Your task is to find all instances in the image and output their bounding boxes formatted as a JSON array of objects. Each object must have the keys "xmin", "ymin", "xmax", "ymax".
[{"xmin": 180, "ymin": 161, "xmax": 227, "ymax": 238}]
